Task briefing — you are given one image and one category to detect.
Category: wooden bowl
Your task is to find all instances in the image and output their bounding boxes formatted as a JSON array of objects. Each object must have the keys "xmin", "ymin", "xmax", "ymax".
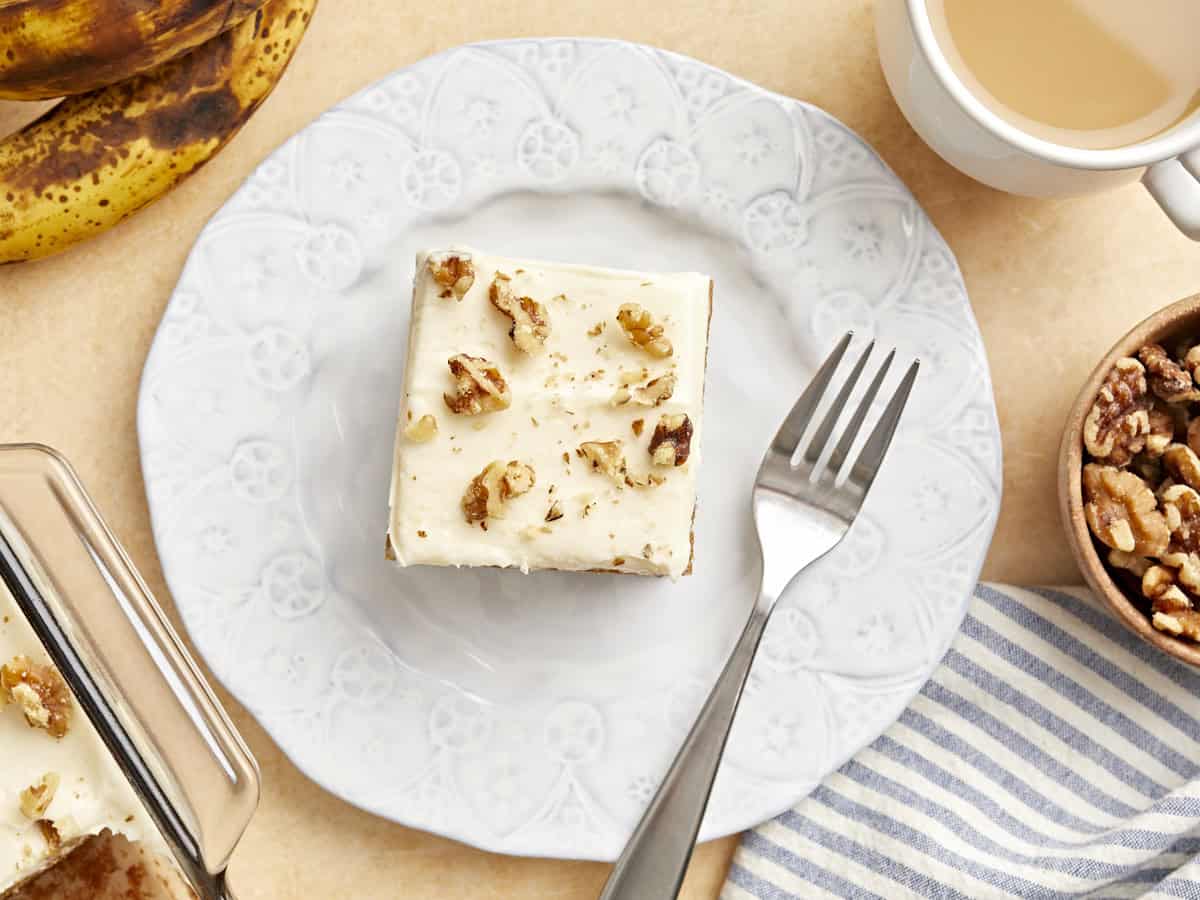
[{"xmin": 1059, "ymin": 292, "xmax": 1200, "ymax": 668}]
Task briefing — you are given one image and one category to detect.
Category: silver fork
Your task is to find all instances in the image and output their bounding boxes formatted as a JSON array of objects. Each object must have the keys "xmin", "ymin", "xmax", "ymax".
[{"xmin": 599, "ymin": 333, "xmax": 918, "ymax": 900}]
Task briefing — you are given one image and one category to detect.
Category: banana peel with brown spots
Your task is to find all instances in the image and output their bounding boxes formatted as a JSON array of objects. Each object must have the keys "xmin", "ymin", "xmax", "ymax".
[
  {"xmin": 0, "ymin": 0, "xmax": 268, "ymax": 100},
  {"xmin": 0, "ymin": 0, "xmax": 315, "ymax": 264}
]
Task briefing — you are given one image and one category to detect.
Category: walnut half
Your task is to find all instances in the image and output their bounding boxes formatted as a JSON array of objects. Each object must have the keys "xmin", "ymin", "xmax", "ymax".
[
  {"xmin": 1158, "ymin": 484, "xmax": 1200, "ymax": 591},
  {"xmin": 649, "ymin": 414, "xmax": 693, "ymax": 466},
  {"xmin": 462, "ymin": 460, "xmax": 536, "ymax": 523},
  {"xmin": 1144, "ymin": 564, "xmax": 1191, "ymax": 612},
  {"xmin": 444, "ymin": 354, "xmax": 511, "ymax": 415},
  {"xmin": 490, "ymin": 274, "xmax": 550, "ymax": 354},
  {"xmin": 0, "ymin": 656, "xmax": 72, "ymax": 738},
  {"xmin": 427, "ymin": 253, "xmax": 475, "ymax": 301},
  {"xmin": 1083, "ymin": 357, "xmax": 1151, "ymax": 466},
  {"xmin": 1164, "ymin": 443, "xmax": 1200, "ymax": 490},
  {"xmin": 1082, "ymin": 464, "xmax": 1168, "ymax": 556},
  {"xmin": 1143, "ymin": 565, "xmax": 1200, "ymax": 640},
  {"xmin": 1139, "ymin": 343, "xmax": 1200, "ymax": 403},
  {"xmin": 616, "ymin": 304, "xmax": 672, "ymax": 358}
]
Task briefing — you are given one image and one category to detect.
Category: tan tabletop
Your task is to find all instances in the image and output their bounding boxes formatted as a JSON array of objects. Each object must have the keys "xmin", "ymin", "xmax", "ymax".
[{"xmin": 3, "ymin": 1, "xmax": 1200, "ymax": 897}]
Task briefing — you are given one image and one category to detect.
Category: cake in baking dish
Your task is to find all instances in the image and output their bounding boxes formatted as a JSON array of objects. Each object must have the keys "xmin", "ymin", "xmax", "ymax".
[
  {"xmin": 0, "ymin": 583, "xmax": 170, "ymax": 897},
  {"xmin": 387, "ymin": 247, "xmax": 712, "ymax": 578}
]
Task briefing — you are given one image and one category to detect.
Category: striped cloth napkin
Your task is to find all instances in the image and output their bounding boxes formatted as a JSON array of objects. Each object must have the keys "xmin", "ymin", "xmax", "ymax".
[{"xmin": 722, "ymin": 584, "xmax": 1200, "ymax": 900}]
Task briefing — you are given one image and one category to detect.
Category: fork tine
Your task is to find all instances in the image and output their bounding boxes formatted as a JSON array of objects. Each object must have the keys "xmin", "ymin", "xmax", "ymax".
[
  {"xmin": 849, "ymin": 359, "xmax": 919, "ymax": 490},
  {"xmin": 825, "ymin": 348, "xmax": 896, "ymax": 476},
  {"xmin": 770, "ymin": 332, "xmax": 853, "ymax": 457},
  {"xmin": 803, "ymin": 340, "xmax": 875, "ymax": 466}
]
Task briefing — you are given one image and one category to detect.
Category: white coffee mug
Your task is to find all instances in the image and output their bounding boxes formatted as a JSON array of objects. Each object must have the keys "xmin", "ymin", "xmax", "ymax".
[{"xmin": 876, "ymin": 0, "xmax": 1200, "ymax": 240}]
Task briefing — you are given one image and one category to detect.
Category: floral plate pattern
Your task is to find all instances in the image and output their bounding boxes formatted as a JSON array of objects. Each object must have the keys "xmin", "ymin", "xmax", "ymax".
[{"xmin": 137, "ymin": 39, "xmax": 1001, "ymax": 860}]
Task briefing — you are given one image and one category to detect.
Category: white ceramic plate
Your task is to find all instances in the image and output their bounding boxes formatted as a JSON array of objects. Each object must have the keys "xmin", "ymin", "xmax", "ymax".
[{"xmin": 137, "ymin": 39, "xmax": 1001, "ymax": 861}]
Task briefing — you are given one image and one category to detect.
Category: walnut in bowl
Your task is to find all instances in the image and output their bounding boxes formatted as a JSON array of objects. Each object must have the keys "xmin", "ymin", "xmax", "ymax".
[{"xmin": 1060, "ymin": 293, "xmax": 1200, "ymax": 666}]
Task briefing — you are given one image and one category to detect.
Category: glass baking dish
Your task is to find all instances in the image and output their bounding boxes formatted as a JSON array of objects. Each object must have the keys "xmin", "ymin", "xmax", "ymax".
[{"xmin": 0, "ymin": 444, "xmax": 258, "ymax": 900}]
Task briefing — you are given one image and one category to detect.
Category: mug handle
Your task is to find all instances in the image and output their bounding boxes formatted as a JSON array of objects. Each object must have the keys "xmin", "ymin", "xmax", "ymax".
[{"xmin": 1143, "ymin": 151, "xmax": 1200, "ymax": 240}]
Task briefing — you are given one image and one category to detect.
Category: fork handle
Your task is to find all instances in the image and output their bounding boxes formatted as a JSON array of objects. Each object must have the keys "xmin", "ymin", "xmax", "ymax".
[{"xmin": 599, "ymin": 602, "xmax": 770, "ymax": 900}]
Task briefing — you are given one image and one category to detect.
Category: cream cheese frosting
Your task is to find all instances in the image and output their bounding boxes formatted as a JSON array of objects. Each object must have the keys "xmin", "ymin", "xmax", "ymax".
[
  {"xmin": 388, "ymin": 248, "xmax": 711, "ymax": 578},
  {"xmin": 0, "ymin": 583, "xmax": 165, "ymax": 894}
]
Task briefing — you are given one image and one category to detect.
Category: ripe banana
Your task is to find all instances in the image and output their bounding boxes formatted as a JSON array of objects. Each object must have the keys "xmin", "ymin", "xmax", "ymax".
[
  {"xmin": 0, "ymin": 0, "xmax": 268, "ymax": 100},
  {"xmin": 0, "ymin": 0, "xmax": 315, "ymax": 265}
]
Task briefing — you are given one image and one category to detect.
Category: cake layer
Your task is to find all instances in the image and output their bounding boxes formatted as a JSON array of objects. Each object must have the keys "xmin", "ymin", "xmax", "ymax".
[
  {"xmin": 388, "ymin": 248, "xmax": 711, "ymax": 578},
  {"xmin": 0, "ymin": 584, "xmax": 165, "ymax": 895},
  {"xmin": 7, "ymin": 832, "xmax": 191, "ymax": 900}
]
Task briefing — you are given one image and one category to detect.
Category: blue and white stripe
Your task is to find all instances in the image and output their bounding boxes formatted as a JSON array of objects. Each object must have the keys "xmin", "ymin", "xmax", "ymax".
[{"xmin": 723, "ymin": 585, "xmax": 1200, "ymax": 899}]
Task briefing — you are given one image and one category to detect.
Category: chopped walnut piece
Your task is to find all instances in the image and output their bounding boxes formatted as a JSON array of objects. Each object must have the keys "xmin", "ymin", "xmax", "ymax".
[
  {"xmin": 404, "ymin": 414, "xmax": 438, "ymax": 442},
  {"xmin": 616, "ymin": 304, "xmax": 672, "ymax": 358},
  {"xmin": 0, "ymin": 657, "xmax": 71, "ymax": 738},
  {"xmin": 462, "ymin": 460, "xmax": 536, "ymax": 523},
  {"xmin": 637, "ymin": 374, "xmax": 676, "ymax": 407},
  {"xmin": 648, "ymin": 414, "xmax": 694, "ymax": 466},
  {"xmin": 545, "ymin": 501, "xmax": 564, "ymax": 522},
  {"xmin": 632, "ymin": 418, "xmax": 645, "ymax": 436},
  {"xmin": 427, "ymin": 253, "xmax": 475, "ymax": 301},
  {"xmin": 19, "ymin": 773, "xmax": 59, "ymax": 820},
  {"xmin": 577, "ymin": 441, "xmax": 628, "ymax": 486},
  {"xmin": 1164, "ymin": 443, "xmax": 1200, "ymax": 490},
  {"xmin": 490, "ymin": 274, "xmax": 550, "ymax": 354},
  {"xmin": 625, "ymin": 470, "xmax": 665, "ymax": 488},
  {"xmin": 444, "ymin": 354, "xmax": 511, "ymax": 415},
  {"xmin": 1082, "ymin": 464, "xmax": 1168, "ymax": 556},
  {"xmin": 611, "ymin": 373, "xmax": 676, "ymax": 408},
  {"xmin": 1139, "ymin": 343, "xmax": 1200, "ymax": 403},
  {"xmin": 588, "ymin": 322, "xmax": 606, "ymax": 337},
  {"xmin": 1083, "ymin": 358, "xmax": 1151, "ymax": 466},
  {"xmin": 1108, "ymin": 549, "xmax": 1151, "ymax": 578}
]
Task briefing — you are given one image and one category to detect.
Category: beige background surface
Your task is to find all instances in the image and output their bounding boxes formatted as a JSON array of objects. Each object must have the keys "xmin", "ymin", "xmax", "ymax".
[{"xmin": 2, "ymin": 1, "xmax": 1200, "ymax": 897}]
